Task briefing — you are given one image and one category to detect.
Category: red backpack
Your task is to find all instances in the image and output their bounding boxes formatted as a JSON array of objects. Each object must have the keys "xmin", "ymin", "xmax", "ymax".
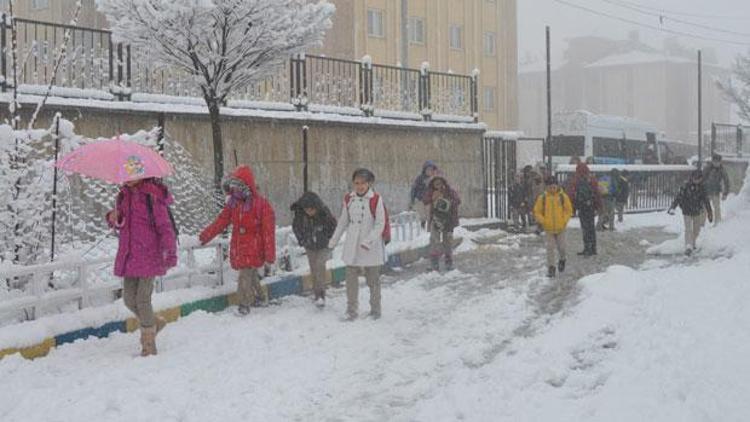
[{"xmin": 344, "ymin": 192, "xmax": 391, "ymax": 244}]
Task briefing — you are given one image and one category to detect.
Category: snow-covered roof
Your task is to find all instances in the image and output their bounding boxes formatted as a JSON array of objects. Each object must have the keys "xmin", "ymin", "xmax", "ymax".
[{"xmin": 584, "ymin": 51, "xmax": 693, "ymax": 69}]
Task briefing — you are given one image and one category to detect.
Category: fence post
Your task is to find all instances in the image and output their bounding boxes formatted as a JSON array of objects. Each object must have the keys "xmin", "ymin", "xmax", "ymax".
[
  {"xmin": 291, "ymin": 54, "xmax": 308, "ymax": 111},
  {"xmin": 470, "ymin": 69, "xmax": 480, "ymax": 123},
  {"xmin": 125, "ymin": 44, "xmax": 132, "ymax": 100},
  {"xmin": 216, "ymin": 244, "xmax": 224, "ymax": 286},
  {"xmin": 156, "ymin": 112, "xmax": 166, "ymax": 154},
  {"xmin": 710, "ymin": 122, "xmax": 716, "ymax": 156},
  {"xmin": 419, "ymin": 62, "xmax": 431, "ymax": 121},
  {"xmin": 360, "ymin": 55, "xmax": 373, "ymax": 116},
  {"xmin": 738, "ymin": 125, "xmax": 743, "ymax": 158},
  {"xmin": 79, "ymin": 263, "xmax": 89, "ymax": 309},
  {"xmin": 1, "ymin": 13, "xmax": 7, "ymax": 92},
  {"xmin": 108, "ymin": 36, "xmax": 114, "ymax": 86}
]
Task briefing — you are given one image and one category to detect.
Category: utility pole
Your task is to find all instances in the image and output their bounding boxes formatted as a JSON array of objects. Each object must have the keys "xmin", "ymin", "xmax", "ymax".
[
  {"xmin": 697, "ymin": 49, "xmax": 703, "ymax": 168},
  {"xmin": 400, "ymin": 0, "xmax": 409, "ymax": 110},
  {"xmin": 546, "ymin": 26, "xmax": 552, "ymax": 173}
]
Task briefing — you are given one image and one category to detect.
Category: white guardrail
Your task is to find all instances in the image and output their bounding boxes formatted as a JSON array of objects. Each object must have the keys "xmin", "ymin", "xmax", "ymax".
[{"xmin": 0, "ymin": 212, "xmax": 423, "ymax": 322}]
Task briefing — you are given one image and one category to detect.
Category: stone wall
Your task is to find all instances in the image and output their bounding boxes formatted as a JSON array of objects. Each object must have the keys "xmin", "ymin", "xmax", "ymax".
[{"xmin": 3, "ymin": 102, "xmax": 486, "ymax": 225}]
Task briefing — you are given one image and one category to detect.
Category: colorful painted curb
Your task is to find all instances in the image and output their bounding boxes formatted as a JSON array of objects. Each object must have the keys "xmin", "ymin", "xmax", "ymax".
[{"xmin": 0, "ymin": 240, "xmax": 458, "ymax": 361}]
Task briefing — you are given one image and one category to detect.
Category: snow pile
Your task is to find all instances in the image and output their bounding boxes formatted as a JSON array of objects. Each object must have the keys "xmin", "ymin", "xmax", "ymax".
[{"xmin": 412, "ymin": 169, "xmax": 750, "ymax": 420}]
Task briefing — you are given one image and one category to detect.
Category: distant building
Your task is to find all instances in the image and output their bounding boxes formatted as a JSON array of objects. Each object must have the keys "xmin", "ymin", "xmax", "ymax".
[
  {"xmin": 2, "ymin": 0, "xmax": 519, "ymax": 131},
  {"xmin": 519, "ymin": 35, "xmax": 731, "ymax": 144}
]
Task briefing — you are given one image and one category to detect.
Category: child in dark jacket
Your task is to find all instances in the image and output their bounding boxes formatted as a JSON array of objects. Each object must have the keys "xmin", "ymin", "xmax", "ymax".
[
  {"xmin": 291, "ymin": 192, "xmax": 337, "ymax": 308},
  {"xmin": 107, "ymin": 177, "xmax": 177, "ymax": 357},
  {"xmin": 668, "ymin": 170, "xmax": 713, "ymax": 255},
  {"xmin": 425, "ymin": 176, "xmax": 461, "ymax": 272}
]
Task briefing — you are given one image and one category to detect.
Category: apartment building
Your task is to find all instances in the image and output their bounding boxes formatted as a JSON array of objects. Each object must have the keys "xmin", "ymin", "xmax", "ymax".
[{"xmin": 2, "ymin": 0, "xmax": 519, "ymax": 130}]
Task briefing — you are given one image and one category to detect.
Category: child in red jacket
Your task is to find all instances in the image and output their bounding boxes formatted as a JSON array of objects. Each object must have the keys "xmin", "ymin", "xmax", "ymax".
[{"xmin": 200, "ymin": 166, "xmax": 276, "ymax": 315}]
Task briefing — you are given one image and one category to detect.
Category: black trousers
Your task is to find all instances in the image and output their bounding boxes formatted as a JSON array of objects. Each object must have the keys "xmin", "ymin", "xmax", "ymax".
[{"xmin": 579, "ymin": 210, "xmax": 597, "ymax": 253}]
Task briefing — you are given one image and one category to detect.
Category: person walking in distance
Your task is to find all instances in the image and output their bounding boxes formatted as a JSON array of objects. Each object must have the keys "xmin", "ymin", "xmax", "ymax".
[
  {"xmin": 533, "ymin": 176, "xmax": 573, "ymax": 278},
  {"xmin": 329, "ymin": 168, "xmax": 388, "ymax": 321},
  {"xmin": 570, "ymin": 163, "xmax": 602, "ymax": 256},
  {"xmin": 702, "ymin": 153, "xmax": 730, "ymax": 224},
  {"xmin": 291, "ymin": 192, "xmax": 337, "ymax": 308},
  {"xmin": 106, "ymin": 178, "xmax": 177, "ymax": 357},
  {"xmin": 425, "ymin": 176, "xmax": 461, "ymax": 272},
  {"xmin": 199, "ymin": 166, "xmax": 276, "ymax": 316},
  {"xmin": 668, "ymin": 170, "xmax": 713, "ymax": 256},
  {"xmin": 613, "ymin": 169, "xmax": 631, "ymax": 223}
]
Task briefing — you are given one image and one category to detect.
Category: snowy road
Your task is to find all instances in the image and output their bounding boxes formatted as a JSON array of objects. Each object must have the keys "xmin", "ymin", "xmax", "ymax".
[{"xmin": 0, "ymin": 226, "xmax": 676, "ymax": 422}]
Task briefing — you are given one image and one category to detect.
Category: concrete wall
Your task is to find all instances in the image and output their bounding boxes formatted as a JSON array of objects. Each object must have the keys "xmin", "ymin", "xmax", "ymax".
[{"xmin": 4, "ymin": 103, "xmax": 485, "ymax": 225}]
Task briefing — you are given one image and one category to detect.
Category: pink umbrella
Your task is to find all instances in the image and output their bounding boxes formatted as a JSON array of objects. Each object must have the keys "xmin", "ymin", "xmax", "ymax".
[{"xmin": 56, "ymin": 136, "xmax": 173, "ymax": 184}]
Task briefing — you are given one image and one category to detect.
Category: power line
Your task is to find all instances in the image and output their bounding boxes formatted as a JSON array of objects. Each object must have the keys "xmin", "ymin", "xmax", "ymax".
[
  {"xmin": 598, "ymin": 0, "xmax": 750, "ymax": 38},
  {"xmin": 552, "ymin": 0, "xmax": 750, "ymax": 46},
  {"xmin": 606, "ymin": 0, "xmax": 750, "ymax": 20}
]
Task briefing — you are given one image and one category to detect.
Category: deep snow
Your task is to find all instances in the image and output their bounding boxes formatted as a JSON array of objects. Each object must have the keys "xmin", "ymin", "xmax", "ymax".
[{"xmin": 1, "ymin": 171, "xmax": 749, "ymax": 421}]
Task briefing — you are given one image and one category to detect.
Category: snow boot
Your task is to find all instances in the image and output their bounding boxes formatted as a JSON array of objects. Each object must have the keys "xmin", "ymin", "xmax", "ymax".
[
  {"xmin": 684, "ymin": 248, "xmax": 693, "ymax": 256},
  {"xmin": 155, "ymin": 316, "xmax": 167, "ymax": 336},
  {"xmin": 237, "ymin": 305, "xmax": 251, "ymax": 316},
  {"xmin": 140, "ymin": 326, "xmax": 157, "ymax": 357},
  {"xmin": 547, "ymin": 266, "xmax": 556, "ymax": 278},
  {"xmin": 557, "ymin": 259, "xmax": 566, "ymax": 273},
  {"xmin": 445, "ymin": 256, "xmax": 454, "ymax": 272},
  {"xmin": 430, "ymin": 257, "xmax": 440, "ymax": 272}
]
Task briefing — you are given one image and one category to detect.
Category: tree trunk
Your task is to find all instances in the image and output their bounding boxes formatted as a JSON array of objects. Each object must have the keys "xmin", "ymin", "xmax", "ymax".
[{"xmin": 206, "ymin": 99, "xmax": 225, "ymax": 202}]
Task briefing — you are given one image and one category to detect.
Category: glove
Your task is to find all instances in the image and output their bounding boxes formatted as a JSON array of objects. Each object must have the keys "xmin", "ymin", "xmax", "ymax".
[
  {"xmin": 667, "ymin": 208, "xmax": 675, "ymax": 215},
  {"xmin": 707, "ymin": 212, "xmax": 714, "ymax": 223}
]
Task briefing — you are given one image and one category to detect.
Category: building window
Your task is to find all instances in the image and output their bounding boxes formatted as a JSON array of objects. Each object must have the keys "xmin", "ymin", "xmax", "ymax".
[
  {"xmin": 449, "ymin": 25, "xmax": 463, "ymax": 50},
  {"xmin": 0, "ymin": 0, "xmax": 9, "ymax": 9},
  {"xmin": 484, "ymin": 87, "xmax": 496, "ymax": 112},
  {"xmin": 484, "ymin": 32, "xmax": 496, "ymax": 56},
  {"xmin": 31, "ymin": 0, "xmax": 49, "ymax": 9},
  {"xmin": 367, "ymin": 9, "xmax": 385, "ymax": 38},
  {"xmin": 408, "ymin": 17, "xmax": 425, "ymax": 44}
]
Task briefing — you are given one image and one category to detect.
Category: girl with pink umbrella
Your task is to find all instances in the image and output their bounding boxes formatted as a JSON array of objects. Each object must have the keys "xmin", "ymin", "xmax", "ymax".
[{"xmin": 58, "ymin": 137, "xmax": 178, "ymax": 357}]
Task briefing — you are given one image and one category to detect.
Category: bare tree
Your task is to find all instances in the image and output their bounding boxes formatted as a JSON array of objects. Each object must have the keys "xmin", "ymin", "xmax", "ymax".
[
  {"xmin": 96, "ymin": 0, "xmax": 335, "ymax": 195},
  {"xmin": 718, "ymin": 51, "xmax": 750, "ymax": 123}
]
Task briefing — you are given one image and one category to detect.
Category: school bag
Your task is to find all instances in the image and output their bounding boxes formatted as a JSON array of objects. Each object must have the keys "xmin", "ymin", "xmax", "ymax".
[
  {"xmin": 344, "ymin": 192, "xmax": 391, "ymax": 244},
  {"xmin": 575, "ymin": 179, "xmax": 594, "ymax": 209},
  {"xmin": 145, "ymin": 194, "xmax": 180, "ymax": 241}
]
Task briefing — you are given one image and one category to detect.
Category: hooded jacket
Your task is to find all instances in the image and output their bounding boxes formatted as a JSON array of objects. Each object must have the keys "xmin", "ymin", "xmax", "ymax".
[
  {"xmin": 425, "ymin": 176, "xmax": 461, "ymax": 231},
  {"xmin": 410, "ymin": 160, "xmax": 440, "ymax": 204},
  {"xmin": 672, "ymin": 180, "xmax": 713, "ymax": 217},
  {"xmin": 199, "ymin": 166, "xmax": 276, "ymax": 269},
  {"xmin": 109, "ymin": 179, "xmax": 177, "ymax": 278},
  {"xmin": 703, "ymin": 163, "xmax": 730, "ymax": 195},
  {"xmin": 290, "ymin": 192, "xmax": 337, "ymax": 251},
  {"xmin": 533, "ymin": 187, "xmax": 573, "ymax": 234}
]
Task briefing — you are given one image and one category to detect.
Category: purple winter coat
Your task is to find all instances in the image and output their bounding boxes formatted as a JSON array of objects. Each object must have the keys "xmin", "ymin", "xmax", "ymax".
[{"xmin": 108, "ymin": 179, "xmax": 178, "ymax": 278}]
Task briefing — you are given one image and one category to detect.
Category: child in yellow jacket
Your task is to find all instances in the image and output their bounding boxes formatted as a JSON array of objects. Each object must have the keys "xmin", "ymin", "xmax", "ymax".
[{"xmin": 534, "ymin": 176, "xmax": 573, "ymax": 277}]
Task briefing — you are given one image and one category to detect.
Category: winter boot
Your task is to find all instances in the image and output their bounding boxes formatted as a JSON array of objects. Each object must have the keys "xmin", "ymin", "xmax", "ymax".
[
  {"xmin": 557, "ymin": 259, "xmax": 566, "ymax": 273},
  {"xmin": 430, "ymin": 256, "xmax": 440, "ymax": 272},
  {"xmin": 155, "ymin": 316, "xmax": 167, "ymax": 336},
  {"xmin": 547, "ymin": 266, "xmax": 556, "ymax": 278},
  {"xmin": 445, "ymin": 256, "xmax": 454, "ymax": 272},
  {"xmin": 237, "ymin": 305, "xmax": 251, "ymax": 316},
  {"xmin": 140, "ymin": 326, "xmax": 157, "ymax": 357}
]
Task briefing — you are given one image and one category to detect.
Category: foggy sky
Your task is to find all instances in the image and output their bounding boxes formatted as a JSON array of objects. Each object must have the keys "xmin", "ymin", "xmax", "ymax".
[{"xmin": 518, "ymin": 0, "xmax": 750, "ymax": 68}]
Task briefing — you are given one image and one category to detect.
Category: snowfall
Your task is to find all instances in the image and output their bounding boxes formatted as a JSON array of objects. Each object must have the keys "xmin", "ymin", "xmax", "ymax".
[{"xmin": 2, "ymin": 171, "xmax": 750, "ymax": 422}]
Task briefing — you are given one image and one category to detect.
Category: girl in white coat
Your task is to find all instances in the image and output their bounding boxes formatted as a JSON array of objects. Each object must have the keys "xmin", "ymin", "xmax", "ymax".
[{"xmin": 329, "ymin": 168, "xmax": 386, "ymax": 320}]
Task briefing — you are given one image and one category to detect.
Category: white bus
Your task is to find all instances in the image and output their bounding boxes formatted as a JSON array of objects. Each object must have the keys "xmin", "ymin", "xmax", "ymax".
[{"xmin": 549, "ymin": 111, "xmax": 664, "ymax": 165}]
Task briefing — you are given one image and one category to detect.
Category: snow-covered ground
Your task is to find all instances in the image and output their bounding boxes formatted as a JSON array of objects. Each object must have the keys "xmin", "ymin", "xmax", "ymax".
[{"xmin": 1, "ymin": 173, "xmax": 749, "ymax": 421}]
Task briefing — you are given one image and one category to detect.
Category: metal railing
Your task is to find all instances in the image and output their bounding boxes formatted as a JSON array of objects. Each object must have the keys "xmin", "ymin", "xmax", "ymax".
[
  {"xmin": 0, "ymin": 242, "xmax": 226, "ymax": 323},
  {"xmin": 1, "ymin": 212, "xmax": 423, "ymax": 323},
  {"xmin": 0, "ymin": 15, "xmax": 479, "ymax": 122},
  {"xmin": 555, "ymin": 164, "xmax": 695, "ymax": 212},
  {"xmin": 711, "ymin": 123, "xmax": 749, "ymax": 158}
]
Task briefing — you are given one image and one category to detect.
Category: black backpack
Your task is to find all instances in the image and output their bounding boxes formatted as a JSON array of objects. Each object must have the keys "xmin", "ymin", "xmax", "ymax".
[
  {"xmin": 575, "ymin": 180, "xmax": 594, "ymax": 209},
  {"xmin": 145, "ymin": 194, "xmax": 179, "ymax": 240}
]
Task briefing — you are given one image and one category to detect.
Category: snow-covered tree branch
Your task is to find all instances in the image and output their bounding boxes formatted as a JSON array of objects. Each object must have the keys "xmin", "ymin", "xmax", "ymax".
[
  {"xmin": 718, "ymin": 50, "xmax": 750, "ymax": 123},
  {"xmin": 96, "ymin": 0, "xmax": 335, "ymax": 194}
]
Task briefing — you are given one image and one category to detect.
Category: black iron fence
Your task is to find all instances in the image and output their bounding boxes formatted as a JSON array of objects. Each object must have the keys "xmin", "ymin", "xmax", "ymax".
[
  {"xmin": 482, "ymin": 134, "xmax": 517, "ymax": 220},
  {"xmin": 555, "ymin": 165, "xmax": 694, "ymax": 213},
  {"xmin": 0, "ymin": 15, "xmax": 478, "ymax": 122},
  {"xmin": 711, "ymin": 123, "xmax": 749, "ymax": 158}
]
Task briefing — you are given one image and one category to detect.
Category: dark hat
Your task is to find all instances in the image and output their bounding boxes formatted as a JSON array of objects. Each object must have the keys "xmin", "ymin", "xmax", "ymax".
[
  {"xmin": 544, "ymin": 176, "xmax": 558, "ymax": 185},
  {"xmin": 712, "ymin": 153, "xmax": 722, "ymax": 162},
  {"xmin": 691, "ymin": 169, "xmax": 704, "ymax": 179}
]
